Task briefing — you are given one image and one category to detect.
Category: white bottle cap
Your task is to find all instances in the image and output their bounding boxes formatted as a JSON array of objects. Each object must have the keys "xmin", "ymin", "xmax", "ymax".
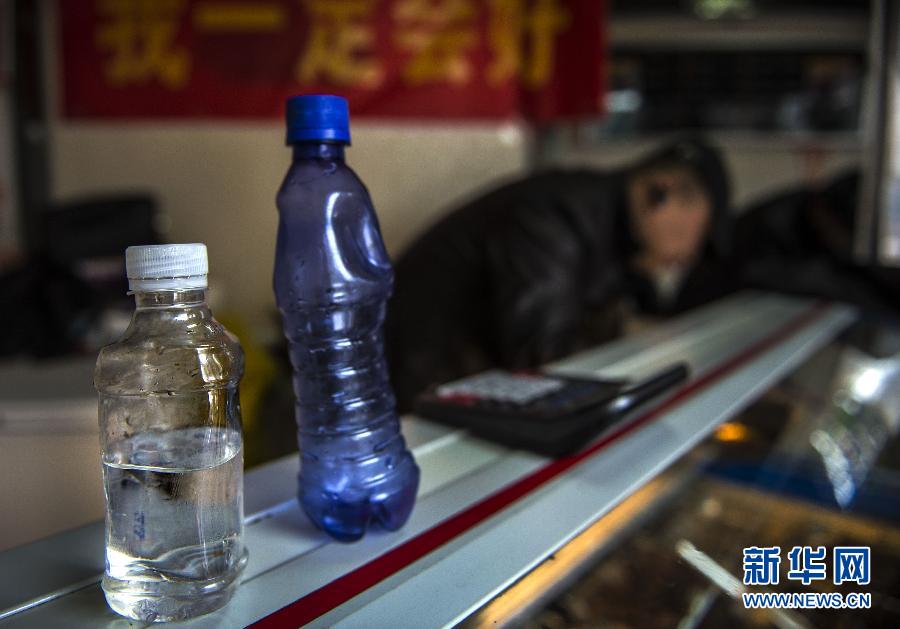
[{"xmin": 125, "ymin": 244, "xmax": 209, "ymax": 292}]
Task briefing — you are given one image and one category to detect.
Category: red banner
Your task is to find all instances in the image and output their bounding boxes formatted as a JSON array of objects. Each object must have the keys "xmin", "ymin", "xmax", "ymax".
[{"xmin": 58, "ymin": 0, "xmax": 605, "ymax": 121}]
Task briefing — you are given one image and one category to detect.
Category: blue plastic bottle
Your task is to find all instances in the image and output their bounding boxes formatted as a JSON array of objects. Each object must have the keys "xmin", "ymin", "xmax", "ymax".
[{"xmin": 274, "ymin": 95, "xmax": 419, "ymax": 541}]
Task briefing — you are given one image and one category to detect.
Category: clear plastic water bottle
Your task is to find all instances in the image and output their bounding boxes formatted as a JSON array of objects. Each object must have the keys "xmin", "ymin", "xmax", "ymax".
[
  {"xmin": 94, "ymin": 244, "xmax": 248, "ymax": 622},
  {"xmin": 274, "ymin": 94, "xmax": 420, "ymax": 541}
]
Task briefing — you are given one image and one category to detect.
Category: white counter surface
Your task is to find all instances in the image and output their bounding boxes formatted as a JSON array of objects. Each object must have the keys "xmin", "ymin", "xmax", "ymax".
[{"xmin": 0, "ymin": 293, "xmax": 855, "ymax": 628}]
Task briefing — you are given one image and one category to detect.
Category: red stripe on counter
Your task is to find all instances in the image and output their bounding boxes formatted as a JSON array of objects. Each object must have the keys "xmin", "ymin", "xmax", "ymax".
[{"xmin": 253, "ymin": 302, "xmax": 830, "ymax": 628}]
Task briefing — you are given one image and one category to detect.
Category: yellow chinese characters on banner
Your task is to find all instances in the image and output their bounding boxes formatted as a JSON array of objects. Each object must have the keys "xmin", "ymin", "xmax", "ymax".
[
  {"xmin": 393, "ymin": 0, "xmax": 478, "ymax": 86},
  {"xmin": 63, "ymin": 0, "xmax": 605, "ymax": 120},
  {"xmin": 488, "ymin": 0, "xmax": 570, "ymax": 88},
  {"xmin": 95, "ymin": 0, "xmax": 191, "ymax": 89},
  {"xmin": 297, "ymin": 0, "xmax": 383, "ymax": 88}
]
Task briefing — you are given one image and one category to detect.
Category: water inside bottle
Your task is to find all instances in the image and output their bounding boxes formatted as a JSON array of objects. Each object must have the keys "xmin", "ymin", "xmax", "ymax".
[{"xmin": 101, "ymin": 427, "xmax": 247, "ymax": 622}]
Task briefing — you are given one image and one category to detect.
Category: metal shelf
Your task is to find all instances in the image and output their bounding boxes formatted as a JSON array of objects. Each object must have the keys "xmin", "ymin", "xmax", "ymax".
[{"xmin": 610, "ymin": 13, "xmax": 868, "ymax": 50}]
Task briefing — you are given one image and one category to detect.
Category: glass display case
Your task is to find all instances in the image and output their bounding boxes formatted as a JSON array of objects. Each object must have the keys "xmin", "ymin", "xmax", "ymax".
[{"xmin": 463, "ymin": 322, "xmax": 900, "ymax": 629}]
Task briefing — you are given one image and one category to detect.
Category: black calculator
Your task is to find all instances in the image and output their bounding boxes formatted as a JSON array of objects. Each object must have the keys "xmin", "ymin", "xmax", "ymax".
[{"xmin": 414, "ymin": 363, "xmax": 689, "ymax": 457}]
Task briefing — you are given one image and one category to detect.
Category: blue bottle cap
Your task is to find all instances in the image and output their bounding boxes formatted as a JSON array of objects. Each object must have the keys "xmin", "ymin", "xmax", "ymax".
[{"xmin": 285, "ymin": 94, "xmax": 351, "ymax": 145}]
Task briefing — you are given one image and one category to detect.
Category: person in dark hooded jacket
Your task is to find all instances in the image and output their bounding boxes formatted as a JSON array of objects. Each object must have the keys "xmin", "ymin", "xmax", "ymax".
[
  {"xmin": 386, "ymin": 138, "xmax": 735, "ymax": 412},
  {"xmin": 736, "ymin": 170, "xmax": 900, "ymax": 321}
]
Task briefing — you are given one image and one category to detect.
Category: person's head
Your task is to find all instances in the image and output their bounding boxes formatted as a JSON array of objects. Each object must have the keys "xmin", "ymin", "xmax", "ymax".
[{"xmin": 625, "ymin": 138, "xmax": 730, "ymax": 271}]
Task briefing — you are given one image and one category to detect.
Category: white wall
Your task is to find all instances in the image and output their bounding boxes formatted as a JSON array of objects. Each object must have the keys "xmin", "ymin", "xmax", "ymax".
[
  {"xmin": 0, "ymin": 430, "xmax": 104, "ymax": 551},
  {"xmin": 50, "ymin": 123, "xmax": 529, "ymax": 338}
]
